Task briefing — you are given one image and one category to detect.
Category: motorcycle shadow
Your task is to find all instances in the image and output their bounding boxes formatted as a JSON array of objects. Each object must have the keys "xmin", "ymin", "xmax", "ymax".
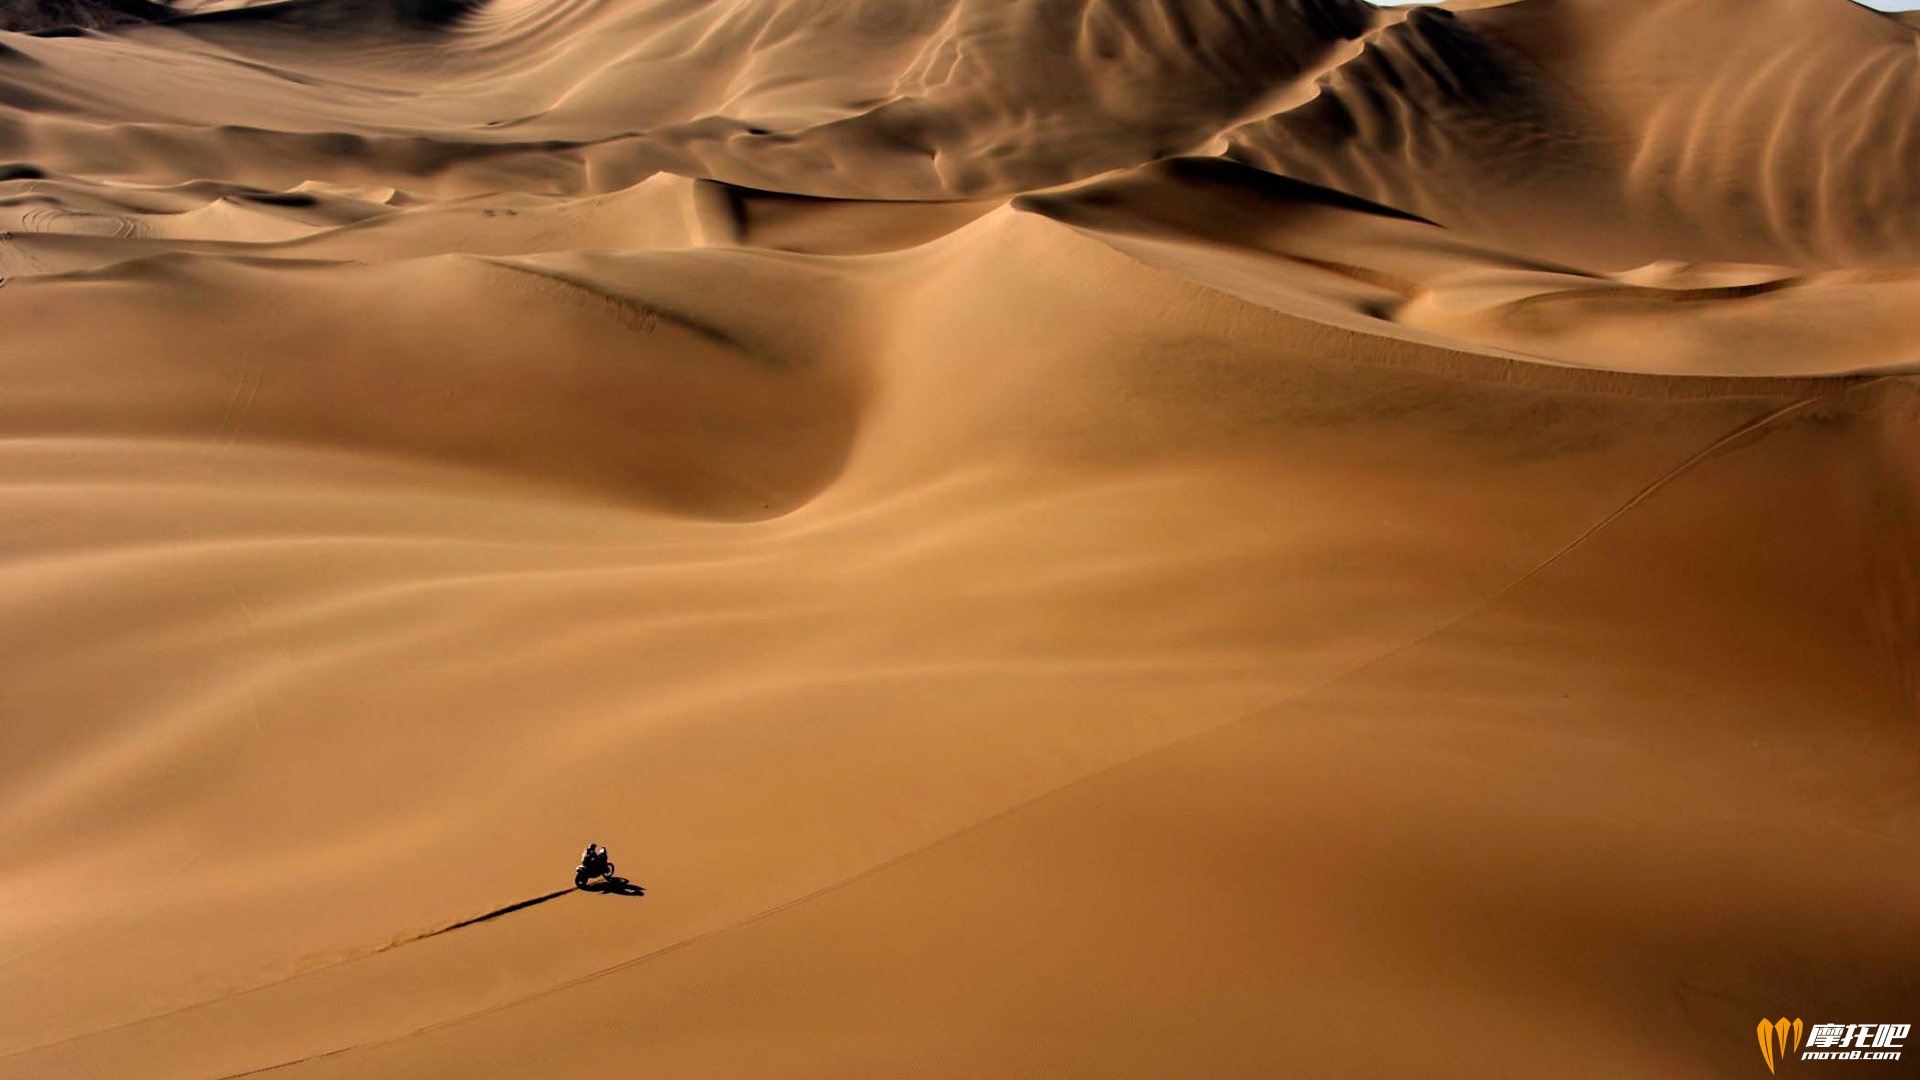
[{"xmin": 580, "ymin": 875, "xmax": 645, "ymax": 898}]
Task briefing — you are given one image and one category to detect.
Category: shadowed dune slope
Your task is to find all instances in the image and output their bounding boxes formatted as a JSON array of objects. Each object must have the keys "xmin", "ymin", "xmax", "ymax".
[
  {"xmin": 1227, "ymin": 0, "xmax": 1920, "ymax": 268},
  {"xmin": 0, "ymin": 0, "xmax": 1916, "ymax": 1077},
  {"xmin": 0, "ymin": 0, "xmax": 171, "ymax": 33}
]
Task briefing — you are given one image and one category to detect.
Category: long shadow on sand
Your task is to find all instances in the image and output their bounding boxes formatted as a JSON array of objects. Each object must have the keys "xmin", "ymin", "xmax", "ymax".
[{"xmin": 580, "ymin": 876, "xmax": 646, "ymax": 898}]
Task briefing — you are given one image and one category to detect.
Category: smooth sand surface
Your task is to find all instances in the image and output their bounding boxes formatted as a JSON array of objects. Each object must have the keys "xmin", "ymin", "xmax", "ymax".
[{"xmin": 1, "ymin": 1, "xmax": 1916, "ymax": 1076}]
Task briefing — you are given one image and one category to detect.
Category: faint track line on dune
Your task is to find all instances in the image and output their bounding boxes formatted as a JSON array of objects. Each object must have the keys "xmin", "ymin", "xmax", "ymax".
[
  {"xmin": 0, "ymin": 891, "xmax": 580, "ymax": 1064},
  {"xmin": 1223, "ymin": 376, "xmax": 1896, "ymax": 709},
  {"xmin": 189, "ymin": 377, "xmax": 1895, "ymax": 1080},
  {"xmin": 1462, "ymin": 377, "xmax": 1889, "ymax": 601},
  {"xmin": 475, "ymin": 258, "xmax": 753, "ymax": 356}
]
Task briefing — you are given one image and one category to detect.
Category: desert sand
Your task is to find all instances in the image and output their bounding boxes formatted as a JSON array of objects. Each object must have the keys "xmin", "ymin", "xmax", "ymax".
[{"xmin": 0, "ymin": 0, "xmax": 1916, "ymax": 1076}]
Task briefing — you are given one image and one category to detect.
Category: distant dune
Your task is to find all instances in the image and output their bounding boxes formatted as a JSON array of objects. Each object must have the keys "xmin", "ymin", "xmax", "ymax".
[
  {"xmin": 0, "ymin": 1, "xmax": 1915, "ymax": 1077},
  {"xmin": 0, "ymin": 0, "xmax": 171, "ymax": 31}
]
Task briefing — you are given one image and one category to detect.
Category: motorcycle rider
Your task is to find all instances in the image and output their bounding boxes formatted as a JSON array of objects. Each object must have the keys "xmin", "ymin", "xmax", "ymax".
[{"xmin": 576, "ymin": 842, "xmax": 613, "ymax": 888}]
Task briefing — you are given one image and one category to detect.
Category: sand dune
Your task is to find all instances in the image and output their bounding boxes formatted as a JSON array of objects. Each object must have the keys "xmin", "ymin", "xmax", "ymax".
[
  {"xmin": 1229, "ymin": 0, "xmax": 1920, "ymax": 268},
  {"xmin": 1, "ymin": 0, "xmax": 1915, "ymax": 1077}
]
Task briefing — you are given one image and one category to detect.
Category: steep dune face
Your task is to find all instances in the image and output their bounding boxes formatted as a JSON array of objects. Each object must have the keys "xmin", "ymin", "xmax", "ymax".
[
  {"xmin": 1, "ymin": 1, "xmax": 1917, "ymax": 1078},
  {"xmin": 1, "ymin": 0, "xmax": 1379, "ymax": 196},
  {"xmin": 0, "ymin": 0, "xmax": 171, "ymax": 33},
  {"xmin": 1229, "ymin": 0, "xmax": 1920, "ymax": 268}
]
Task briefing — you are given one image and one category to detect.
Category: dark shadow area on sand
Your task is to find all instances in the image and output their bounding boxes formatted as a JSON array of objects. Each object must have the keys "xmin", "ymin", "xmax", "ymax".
[{"xmin": 580, "ymin": 876, "xmax": 646, "ymax": 898}]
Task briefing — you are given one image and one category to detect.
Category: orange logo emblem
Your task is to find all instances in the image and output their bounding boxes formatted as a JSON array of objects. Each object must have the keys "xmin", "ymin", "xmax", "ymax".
[{"xmin": 1759, "ymin": 1018, "xmax": 1804, "ymax": 1074}]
